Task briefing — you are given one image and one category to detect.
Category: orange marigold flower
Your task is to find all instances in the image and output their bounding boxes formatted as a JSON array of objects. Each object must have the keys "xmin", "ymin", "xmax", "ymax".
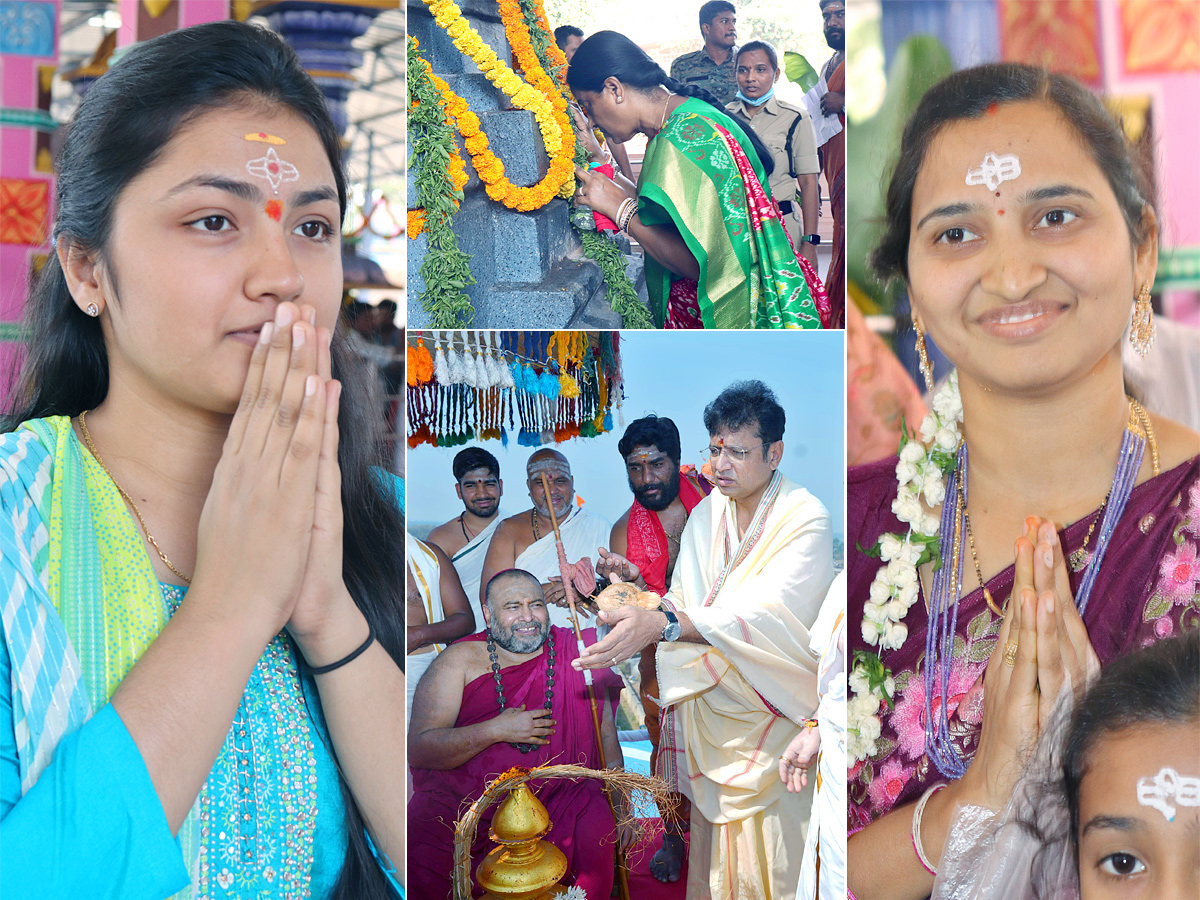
[{"xmin": 407, "ymin": 208, "xmax": 426, "ymax": 238}]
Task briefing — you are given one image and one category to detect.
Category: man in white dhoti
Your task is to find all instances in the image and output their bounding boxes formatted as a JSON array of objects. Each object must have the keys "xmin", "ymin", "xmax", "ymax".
[
  {"xmin": 576, "ymin": 380, "xmax": 835, "ymax": 900},
  {"xmin": 781, "ymin": 571, "xmax": 846, "ymax": 900},
  {"xmin": 406, "ymin": 534, "xmax": 475, "ymax": 727},
  {"xmin": 426, "ymin": 447, "xmax": 505, "ymax": 632},
  {"xmin": 479, "ymin": 448, "xmax": 612, "ymax": 631}
]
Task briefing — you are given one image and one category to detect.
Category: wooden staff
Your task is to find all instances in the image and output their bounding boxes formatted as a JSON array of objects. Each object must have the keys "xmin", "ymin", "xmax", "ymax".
[{"xmin": 539, "ymin": 472, "xmax": 631, "ymax": 900}]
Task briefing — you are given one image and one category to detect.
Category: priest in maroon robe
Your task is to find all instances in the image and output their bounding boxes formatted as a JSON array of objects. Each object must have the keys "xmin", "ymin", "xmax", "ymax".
[{"xmin": 407, "ymin": 569, "xmax": 628, "ymax": 898}]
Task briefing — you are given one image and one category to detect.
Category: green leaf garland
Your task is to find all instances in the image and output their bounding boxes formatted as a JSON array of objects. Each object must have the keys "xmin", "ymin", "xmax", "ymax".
[{"xmin": 409, "ymin": 36, "xmax": 476, "ymax": 327}]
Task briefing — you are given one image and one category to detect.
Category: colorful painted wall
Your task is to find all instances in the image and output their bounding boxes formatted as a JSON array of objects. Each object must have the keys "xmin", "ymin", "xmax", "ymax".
[{"xmin": 1, "ymin": 0, "xmax": 61, "ymax": 387}]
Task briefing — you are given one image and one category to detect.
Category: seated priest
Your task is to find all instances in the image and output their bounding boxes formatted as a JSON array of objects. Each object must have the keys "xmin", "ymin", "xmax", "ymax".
[{"xmin": 407, "ymin": 569, "xmax": 632, "ymax": 898}]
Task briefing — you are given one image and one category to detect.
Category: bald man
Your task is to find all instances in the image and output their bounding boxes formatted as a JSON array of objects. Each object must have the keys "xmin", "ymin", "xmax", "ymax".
[{"xmin": 479, "ymin": 449, "xmax": 612, "ymax": 630}]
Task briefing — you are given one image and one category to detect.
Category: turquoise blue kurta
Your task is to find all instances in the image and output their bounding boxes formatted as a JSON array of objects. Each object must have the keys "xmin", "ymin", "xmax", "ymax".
[{"xmin": 0, "ymin": 428, "xmax": 360, "ymax": 898}]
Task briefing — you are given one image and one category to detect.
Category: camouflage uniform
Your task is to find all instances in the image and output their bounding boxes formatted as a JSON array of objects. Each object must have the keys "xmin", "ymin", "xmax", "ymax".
[{"xmin": 669, "ymin": 46, "xmax": 740, "ymax": 106}]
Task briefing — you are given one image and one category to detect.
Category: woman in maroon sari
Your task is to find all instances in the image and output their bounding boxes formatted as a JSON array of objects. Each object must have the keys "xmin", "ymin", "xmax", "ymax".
[{"xmin": 845, "ymin": 64, "xmax": 1199, "ymax": 900}]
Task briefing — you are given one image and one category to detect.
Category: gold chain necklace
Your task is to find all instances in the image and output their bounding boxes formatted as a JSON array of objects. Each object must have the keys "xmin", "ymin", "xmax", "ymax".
[
  {"xmin": 658, "ymin": 90, "xmax": 674, "ymax": 131},
  {"xmin": 960, "ymin": 397, "xmax": 1159, "ymax": 616},
  {"xmin": 78, "ymin": 410, "xmax": 192, "ymax": 584}
]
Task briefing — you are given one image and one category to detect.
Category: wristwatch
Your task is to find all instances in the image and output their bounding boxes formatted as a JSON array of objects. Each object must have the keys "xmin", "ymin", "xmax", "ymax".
[
  {"xmin": 803, "ymin": 234, "xmax": 821, "ymax": 245},
  {"xmin": 660, "ymin": 608, "xmax": 682, "ymax": 643}
]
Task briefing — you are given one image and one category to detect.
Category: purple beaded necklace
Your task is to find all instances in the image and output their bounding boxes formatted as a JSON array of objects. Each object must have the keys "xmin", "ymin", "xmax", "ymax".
[{"xmin": 922, "ymin": 423, "xmax": 1147, "ymax": 778}]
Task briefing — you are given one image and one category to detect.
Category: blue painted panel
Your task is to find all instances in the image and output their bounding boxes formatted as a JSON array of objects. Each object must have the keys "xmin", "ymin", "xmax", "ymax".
[{"xmin": 0, "ymin": 2, "xmax": 57, "ymax": 58}]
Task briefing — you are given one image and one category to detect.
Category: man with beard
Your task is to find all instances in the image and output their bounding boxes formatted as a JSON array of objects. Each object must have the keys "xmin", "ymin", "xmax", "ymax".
[
  {"xmin": 817, "ymin": 0, "xmax": 846, "ymax": 325},
  {"xmin": 579, "ymin": 381, "xmax": 834, "ymax": 900},
  {"xmin": 670, "ymin": 0, "xmax": 740, "ymax": 106},
  {"xmin": 597, "ymin": 415, "xmax": 710, "ymax": 883},
  {"xmin": 407, "ymin": 570, "xmax": 630, "ymax": 899},
  {"xmin": 427, "ymin": 447, "xmax": 505, "ymax": 632},
  {"xmin": 480, "ymin": 448, "xmax": 612, "ymax": 630}
]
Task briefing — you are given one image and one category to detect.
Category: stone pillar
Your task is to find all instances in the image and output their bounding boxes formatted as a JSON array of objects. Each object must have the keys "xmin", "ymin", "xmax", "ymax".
[
  {"xmin": 0, "ymin": 0, "xmax": 62, "ymax": 390},
  {"xmin": 407, "ymin": 0, "xmax": 617, "ymax": 328},
  {"xmin": 252, "ymin": 0, "xmax": 394, "ymax": 137}
]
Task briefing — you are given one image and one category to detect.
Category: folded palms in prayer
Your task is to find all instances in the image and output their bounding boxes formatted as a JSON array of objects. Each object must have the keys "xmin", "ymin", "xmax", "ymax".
[{"xmin": 573, "ymin": 164, "xmax": 634, "ymax": 220}]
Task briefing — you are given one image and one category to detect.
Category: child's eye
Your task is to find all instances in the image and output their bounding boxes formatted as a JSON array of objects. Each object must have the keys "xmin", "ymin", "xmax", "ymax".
[{"xmin": 1098, "ymin": 852, "xmax": 1145, "ymax": 877}]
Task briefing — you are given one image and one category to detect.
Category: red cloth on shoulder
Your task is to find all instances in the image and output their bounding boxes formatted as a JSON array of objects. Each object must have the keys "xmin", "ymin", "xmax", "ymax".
[{"xmin": 625, "ymin": 471, "xmax": 709, "ymax": 596}]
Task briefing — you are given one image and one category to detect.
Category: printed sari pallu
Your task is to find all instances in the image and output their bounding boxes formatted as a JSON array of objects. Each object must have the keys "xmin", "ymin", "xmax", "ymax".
[{"xmin": 638, "ymin": 97, "xmax": 829, "ymax": 330}]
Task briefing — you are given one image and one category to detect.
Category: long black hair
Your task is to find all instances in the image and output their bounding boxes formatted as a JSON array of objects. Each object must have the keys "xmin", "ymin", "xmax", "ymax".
[
  {"xmin": 566, "ymin": 30, "xmax": 775, "ymax": 176},
  {"xmin": 4, "ymin": 21, "xmax": 402, "ymax": 899},
  {"xmin": 1062, "ymin": 630, "xmax": 1199, "ymax": 857},
  {"xmin": 871, "ymin": 62, "xmax": 1154, "ymax": 285}
]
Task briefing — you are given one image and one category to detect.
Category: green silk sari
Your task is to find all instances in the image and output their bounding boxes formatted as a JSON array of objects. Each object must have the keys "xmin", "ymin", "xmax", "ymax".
[{"xmin": 637, "ymin": 97, "xmax": 826, "ymax": 330}]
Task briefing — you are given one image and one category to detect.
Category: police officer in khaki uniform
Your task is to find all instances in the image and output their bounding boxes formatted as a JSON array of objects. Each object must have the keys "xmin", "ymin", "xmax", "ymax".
[
  {"xmin": 669, "ymin": 0, "xmax": 739, "ymax": 106},
  {"xmin": 726, "ymin": 41, "xmax": 822, "ymax": 266}
]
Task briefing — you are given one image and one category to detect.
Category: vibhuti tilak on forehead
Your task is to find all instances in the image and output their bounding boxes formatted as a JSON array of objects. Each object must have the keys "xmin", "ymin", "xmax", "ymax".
[
  {"xmin": 1137, "ymin": 767, "xmax": 1200, "ymax": 822},
  {"xmin": 245, "ymin": 146, "xmax": 299, "ymax": 193},
  {"xmin": 966, "ymin": 151, "xmax": 1021, "ymax": 192},
  {"xmin": 528, "ymin": 457, "xmax": 571, "ymax": 479}
]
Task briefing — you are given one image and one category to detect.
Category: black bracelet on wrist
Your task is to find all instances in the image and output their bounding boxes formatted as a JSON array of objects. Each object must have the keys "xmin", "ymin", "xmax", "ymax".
[{"xmin": 306, "ymin": 624, "xmax": 376, "ymax": 675}]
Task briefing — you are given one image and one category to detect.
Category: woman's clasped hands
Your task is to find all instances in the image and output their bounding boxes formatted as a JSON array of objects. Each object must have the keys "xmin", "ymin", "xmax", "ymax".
[
  {"xmin": 193, "ymin": 300, "xmax": 360, "ymax": 663},
  {"xmin": 573, "ymin": 163, "xmax": 635, "ymax": 223},
  {"xmin": 961, "ymin": 516, "xmax": 1100, "ymax": 811}
]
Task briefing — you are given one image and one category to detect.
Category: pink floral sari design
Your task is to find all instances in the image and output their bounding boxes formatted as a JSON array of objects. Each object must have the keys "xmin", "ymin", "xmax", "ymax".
[{"xmin": 847, "ymin": 454, "xmax": 1200, "ymax": 830}]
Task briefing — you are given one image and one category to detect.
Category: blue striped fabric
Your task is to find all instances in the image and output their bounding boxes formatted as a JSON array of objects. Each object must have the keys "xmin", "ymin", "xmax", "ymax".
[{"xmin": 0, "ymin": 428, "xmax": 91, "ymax": 795}]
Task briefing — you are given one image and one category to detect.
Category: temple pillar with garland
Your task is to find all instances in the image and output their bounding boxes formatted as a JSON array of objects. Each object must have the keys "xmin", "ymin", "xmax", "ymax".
[{"xmin": 407, "ymin": 0, "xmax": 640, "ymax": 329}]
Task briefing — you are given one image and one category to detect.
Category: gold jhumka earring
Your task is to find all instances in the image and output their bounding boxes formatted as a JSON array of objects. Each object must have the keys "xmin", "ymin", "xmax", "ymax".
[
  {"xmin": 1130, "ymin": 283, "xmax": 1156, "ymax": 358},
  {"xmin": 912, "ymin": 315, "xmax": 935, "ymax": 393}
]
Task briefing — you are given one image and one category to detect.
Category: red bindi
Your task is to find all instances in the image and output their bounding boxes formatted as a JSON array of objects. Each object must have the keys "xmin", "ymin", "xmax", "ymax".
[
  {"xmin": 997, "ymin": 209, "xmax": 1005, "ymax": 215},
  {"xmin": 265, "ymin": 199, "xmax": 282, "ymax": 221}
]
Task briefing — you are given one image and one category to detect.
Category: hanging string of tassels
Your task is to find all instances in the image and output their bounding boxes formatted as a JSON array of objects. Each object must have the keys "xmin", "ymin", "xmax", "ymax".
[{"xmin": 406, "ymin": 330, "xmax": 622, "ymax": 449}]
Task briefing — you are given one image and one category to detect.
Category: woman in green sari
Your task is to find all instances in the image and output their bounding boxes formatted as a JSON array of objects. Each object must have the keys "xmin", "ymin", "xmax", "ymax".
[{"xmin": 568, "ymin": 31, "xmax": 829, "ymax": 329}]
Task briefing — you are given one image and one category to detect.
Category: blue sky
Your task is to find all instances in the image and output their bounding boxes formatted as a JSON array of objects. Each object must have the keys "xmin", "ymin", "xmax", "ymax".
[{"xmin": 406, "ymin": 331, "xmax": 845, "ymax": 540}]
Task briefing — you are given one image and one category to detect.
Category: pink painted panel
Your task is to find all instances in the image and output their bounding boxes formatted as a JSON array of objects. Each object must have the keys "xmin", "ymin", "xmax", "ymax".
[
  {"xmin": 0, "ymin": 56, "xmax": 33, "ymax": 108},
  {"xmin": 0, "ymin": 127, "xmax": 36, "ymax": 175},
  {"xmin": 180, "ymin": 1, "xmax": 231, "ymax": 27}
]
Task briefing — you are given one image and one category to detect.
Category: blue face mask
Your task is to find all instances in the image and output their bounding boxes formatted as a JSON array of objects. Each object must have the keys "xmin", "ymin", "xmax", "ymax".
[{"xmin": 736, "ymin": 84, "xmax": 775, "ymax": 106}]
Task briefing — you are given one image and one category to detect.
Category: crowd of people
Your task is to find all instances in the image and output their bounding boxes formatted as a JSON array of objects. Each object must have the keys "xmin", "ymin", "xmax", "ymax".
[
  {"xmin": 556, "ymin": 1, "xmax": 846, "ymax": 329},
  {"xmin": 406, "ymin": 381, "xmax": 845, "ymax": 899}
]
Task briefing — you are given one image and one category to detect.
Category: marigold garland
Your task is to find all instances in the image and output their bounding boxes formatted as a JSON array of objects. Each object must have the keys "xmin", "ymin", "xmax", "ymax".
[
  {"xmin": 411, "ymin": 0, "xmax": 652, "ymax": 328},
  {"xmin": 407, "ymin": 42, "xmax": 471, "ymax": 239},
  {"xmin": 421, "ymin": 0, "xmax": 575, "ymax": 210},
  {"xmin": 408, "ymin": 35, "xmax": 477, "ymax": 327}
]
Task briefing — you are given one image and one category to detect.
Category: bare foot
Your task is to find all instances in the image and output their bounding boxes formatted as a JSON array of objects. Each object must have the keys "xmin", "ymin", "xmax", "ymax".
[{"xmin": 648, "ymin": 832, "xmax": 685, "ymax": 883}]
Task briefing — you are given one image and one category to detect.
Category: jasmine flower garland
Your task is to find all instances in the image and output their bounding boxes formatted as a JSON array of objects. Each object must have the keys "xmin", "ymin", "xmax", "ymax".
[{"xmin": 848, "ymin": 371, "xmax": 963, "ymax": 762}]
